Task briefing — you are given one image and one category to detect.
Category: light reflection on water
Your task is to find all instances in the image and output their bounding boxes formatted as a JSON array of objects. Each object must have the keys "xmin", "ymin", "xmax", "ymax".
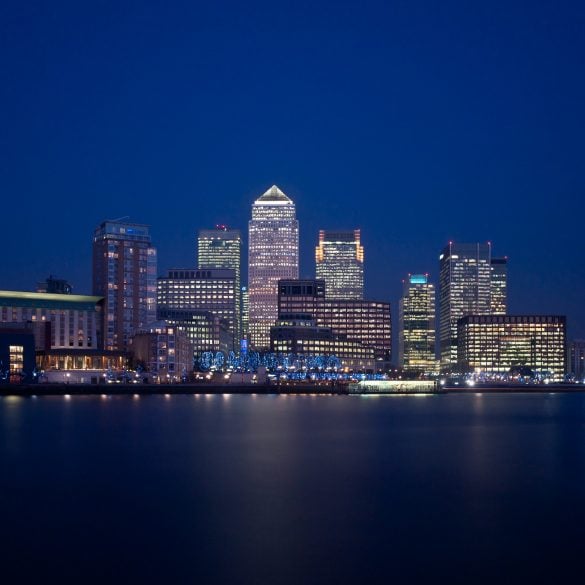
[{"xmin": 1, "ymin": 393, "xmax": 584, "ymax": 583}]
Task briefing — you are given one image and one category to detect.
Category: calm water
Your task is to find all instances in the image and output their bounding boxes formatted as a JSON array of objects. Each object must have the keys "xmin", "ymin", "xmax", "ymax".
[{"xmin": 1, "ymin": 393, "xmax": 585, "ymax": 584}]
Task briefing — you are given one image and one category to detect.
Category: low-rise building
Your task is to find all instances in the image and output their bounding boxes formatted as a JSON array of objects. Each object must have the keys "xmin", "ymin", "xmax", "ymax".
[
  {"xmin": 131, "ymin": 321, "xmax": 193, "ymax": 381},
  {"xmin": 457, "ymin": 315, "xmax": 566, "ymax": 380},
  {"xmin": 270, "ymin": 314, "xmax": 376, "ymax": 371}
]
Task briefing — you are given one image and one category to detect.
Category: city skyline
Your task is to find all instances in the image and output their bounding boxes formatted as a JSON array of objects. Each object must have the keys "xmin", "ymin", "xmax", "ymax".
[{"xmin": 1, "ymin": 2, "xmax": 583, "ymax": 342}]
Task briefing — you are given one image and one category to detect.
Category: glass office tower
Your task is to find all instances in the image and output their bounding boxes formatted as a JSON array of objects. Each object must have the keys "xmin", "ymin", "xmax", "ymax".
[
  {"xmin": 248, "ymin": 185, "xmax": 299, "ymax": 350},
  {"xmin": 198, "ymin": 226, "xmax": 242, "ymax": 339},
  {"xmin": 315, "ymin": 229, "xmax": 364, "ymax": 299},
  {"xmin": 490, "ymin": 257, "xmax": 508, "ymax": 315},
  {"xmin": 439, "ymin": 242, "xmax": 492, "ymax": 371},
  {"xmin": 399, "ymin": 274, "xmax": 437, "ymax": 373}
]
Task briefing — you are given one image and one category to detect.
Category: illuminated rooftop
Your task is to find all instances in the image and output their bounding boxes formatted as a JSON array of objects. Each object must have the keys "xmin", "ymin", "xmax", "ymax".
[{"xmin": 254, "ymin": 185, "xmax": 294, "ymax": 205}]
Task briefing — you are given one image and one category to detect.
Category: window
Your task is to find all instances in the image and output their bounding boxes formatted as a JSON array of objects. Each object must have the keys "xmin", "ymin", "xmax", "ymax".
[{"xmin": 9, "ymin": 345, "xmax": 24, "ymax": 375}]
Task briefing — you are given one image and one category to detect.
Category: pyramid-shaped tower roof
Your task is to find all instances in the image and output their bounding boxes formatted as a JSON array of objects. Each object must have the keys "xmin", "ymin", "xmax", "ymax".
[{"xmin": 254, "ymin": 185, "xmax": 293, "ymax": 205}]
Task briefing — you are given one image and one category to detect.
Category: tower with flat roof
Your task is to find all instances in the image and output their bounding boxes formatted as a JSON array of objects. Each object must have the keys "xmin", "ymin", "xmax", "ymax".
[{"xmin": 92, "ymin": 220, "xmax": 157, "ymax": 351}]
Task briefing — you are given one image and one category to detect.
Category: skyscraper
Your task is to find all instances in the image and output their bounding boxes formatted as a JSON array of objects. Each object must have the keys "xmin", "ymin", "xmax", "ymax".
[
  {"xmin": 439, "ymin": 242, "xmax": 492, "ymax": 370},
  {"xmin": 315, "ymin": 229, "xmax": 364, "ymax": 299},
  {"xmin": 490, "ymin": 257, "xmax": 508, "ymax": 314},
  {"xmin": 92, "ymin": 220, "xmax": 157, "ymax": 351},
  {"xmin": 248, "ymin": 185, "xmax": 299, "ymax": 349},
  {"xmin": 399, "ymin": 274, "xmax": 437, "ymax": 373},
  {"xmin": 198, "ymin": 226, "xmax": 241, "ymax": 339}
]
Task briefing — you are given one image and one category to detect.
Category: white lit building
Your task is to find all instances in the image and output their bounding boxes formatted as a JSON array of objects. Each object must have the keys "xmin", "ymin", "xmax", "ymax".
[
  {"xmin": 248, "ymin": 185, "xmax": 299, "ymax": 349},
  {"xmin": 399, "ymin": 274, "xmax": 437, "ymax": 373},
  {"xmin": 315, "ymin": 229, "xmax": 364, "ymax": 300}
]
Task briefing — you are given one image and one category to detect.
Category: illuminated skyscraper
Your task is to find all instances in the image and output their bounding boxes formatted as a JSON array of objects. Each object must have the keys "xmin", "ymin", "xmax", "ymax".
[
  {"xmin": 490, "ymin": 257, "xmax": 508, "ymax": 314},
  {"xmin": 399, "ymin": 274, "xmax": 437, "ymax": 373},
  {"xmin": 439, "ymin": 242, "xmax": 492, "ymax": 370},
  {"xmin": 248, "ymin": 185, "xmax": 299, "ymax": 349},
  {"xmin": 315, "ymin": 229, "xmax": 364, "ymax": 299},
  {"xmin": 92, "ymin": 220, "xmax": 157, "ymax": 351},
  {"xmin": 198, "ymin": 226, "xmax": 241, "ymax": 339}
]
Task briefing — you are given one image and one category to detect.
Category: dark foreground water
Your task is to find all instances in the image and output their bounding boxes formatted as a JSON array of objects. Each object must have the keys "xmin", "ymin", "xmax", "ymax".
[{"xmin": 1, "ymin": 393, "xmax": 585, "ymax": 584}]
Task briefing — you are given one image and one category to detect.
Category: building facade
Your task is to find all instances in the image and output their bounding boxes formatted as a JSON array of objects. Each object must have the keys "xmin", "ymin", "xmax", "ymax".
[
  {"xmin": 198, "ymin": 226, "xmax": 242, "ymax": 340},
  {"xmin": 131, "ymin": 321, "xmax": 193, "ymax": 381},
  {"xmin": 569, "ymin": 340, "xmax": 585, "ymax": 381},
  {"xmin": 490, "ymin": 257, "xmax": 508, "ymax": 315},
  {"xmin": 92, "ymin": 220, "xmax": 157, "ymax": 351},
  {"xmin": 270, "ymin": 314, "xmax": 376, "ymax": 370},
  {"xmin": 0, "ymin": 323, "xmax": 37, "ymax": 384},
  {"xmin": 157, "ymin": 268, "xmax": 237, "ymax": 351},
  {"xmin": 439, "ymin": 242, "xmax": 493, "ymax": 371},
  {"xmin": 0, "ymin": 290, "xmax": 103, "ymax": 350},
  {"xmin": 248, "ymin": 185, "xmax": 299, "ymax": 350},
  {"xmin": 278, "ymin": 279, "xmax": 391, "ymax": 370},
  {"xmin": 398, "ymin": 274, "xmax": 437, "ymax": 373},
  {"xmin": 157, "ymin": 307, "xmax": 232, "ymax": 356},
  {"xmin": 315, "ymin": 229, "xmax": 364, "ymax": 300},
  {"xmin": 241, "ymin": 286, "xmax": 249, "ymax": 341},
  {"xmin": 457, "ymin": 315, "xmax": 566, "ymax": 380}
]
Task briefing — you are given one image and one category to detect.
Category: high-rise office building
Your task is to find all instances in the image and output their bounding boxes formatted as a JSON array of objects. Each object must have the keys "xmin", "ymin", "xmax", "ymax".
[
  {"xmin": 156, "ymin": 268, "xmax": 237, "ymax": 351},
  {"xmin": 398, "ymin": 274, "xmax": 437, "ymax": 373},
  {"xmin": 315, "ymin": 229, "xmax": 364, "ymax": 299},
  {"xmin": 248, "ymin": 185, "xmax": 299, "ymax": 349},
  {"xmin": 198, "ymin": 226, "xmax": 242, "ymax": 339},
  {"xmin": 569, "ymin": 340, "xmax": 585, "ymax": 381},
  {"xmin": 92, "ymin": 220, "xmax": 157, "ymax": 351},
  {"xmin": 439, "ymin": 242, "xmax": 492, "ymax": 371},
  {"xmin": 278, "ymin": 279, "xmax": 391, "ymax": 369},
  {"xmin": 491, "ymin": 257, "xmax": 508, "ymax": 314},
  {"xmin": 457, "ymin": 315, "xmax": 566, "ymax": 381}
]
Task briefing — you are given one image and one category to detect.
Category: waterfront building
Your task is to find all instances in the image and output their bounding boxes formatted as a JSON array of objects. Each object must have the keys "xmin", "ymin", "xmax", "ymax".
[
  {"xmin": 248, "ymin": 185, "xmax": 299, "ymax": 350},
  {"xmin": 0, "ymin": 290, "xmax": 103, "ymax": 350},
  {"xmin": 0, "ymin": 290, "xmax": 126, "ymax": 374},
  {"xmin": 457, "ymin": 315, "xmax": 567, "ymax": 381},
  {"xmin": 491, "ymin": 257, "xmax": 508, "ymax": 315},
  {"xmin": 0, "ymin": 323, "xmax": 37, "ymax": 384},
  {"xmin": 92, "ymin": 220, "xmax": 157, "ymax": 351},
  {"xmin": 270, "ymin": 314, "xmax": 376, "ymax": 370},
  {"xmin": 131, "ymin": 321, "xmax": 193, "ymax": 381},
  {"xmin": 278, "ymin": 279, "xmax": 391, "ymax": 370},
  {"xmin": 439, "ymin": 242, "xmax": 493, "ymax": 371},
  {"xmin": 315, "ymin": 229, "xmax": 364, "ymax": 300},
  {"xmin": 157, "ymin": 307, "xmax": 232, "ymax": 355},
  {"xmin": 569, "ymin": 340, "xmax": 585, "ymax": 381},
  {"xmin": 198, "ymin": 226, "xmax": 242, "ymax": 339},
  {"xmin": 398, "ymin": 274, "xmax": 437, "ymax": 373},
  {"xmin": 156, "ymin": 268, "xmax": 237, "ymax": 351}
]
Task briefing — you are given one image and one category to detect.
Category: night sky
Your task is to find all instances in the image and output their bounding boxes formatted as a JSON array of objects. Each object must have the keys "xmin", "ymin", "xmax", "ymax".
[{"xmin": 1, "ymin": 1, "xmax": 584, "ymax": 339}]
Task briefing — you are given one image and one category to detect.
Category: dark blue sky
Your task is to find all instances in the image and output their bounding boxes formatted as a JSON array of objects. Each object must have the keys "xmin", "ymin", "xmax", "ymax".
[{"xmin": 1, "ymin": 1, "xmax": 584, "ymax": 338}]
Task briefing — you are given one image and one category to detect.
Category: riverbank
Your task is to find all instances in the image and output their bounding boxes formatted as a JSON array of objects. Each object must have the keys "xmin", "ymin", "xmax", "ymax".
[{"xmin": 1, "ymin": 382, "xmax": 584, "ymax": 396}]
